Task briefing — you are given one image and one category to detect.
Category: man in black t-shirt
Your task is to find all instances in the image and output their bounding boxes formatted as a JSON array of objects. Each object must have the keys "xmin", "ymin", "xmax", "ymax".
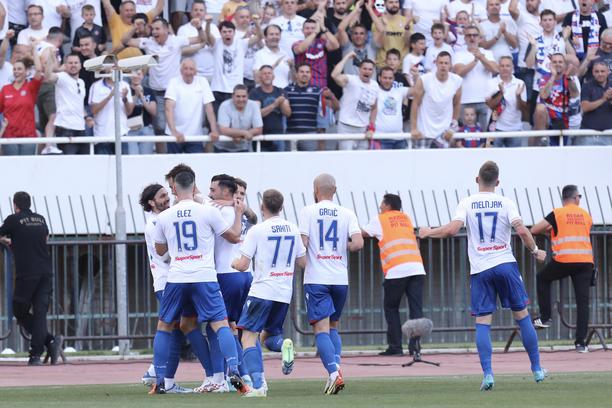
[
  {"xmin": 562, "ymin": 0, "xmax": 608, "ymax": 62},
  {"xmin": 0, "ymin": 192, "xmax": 59, "ymax": 366},
  {"xmin": 249, "ymin": 65, "xmax": 292, "ymax": 152}
]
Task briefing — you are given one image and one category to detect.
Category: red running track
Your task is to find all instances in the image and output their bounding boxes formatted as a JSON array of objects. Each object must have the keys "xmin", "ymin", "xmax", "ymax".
[{"xmin": 1, "ymin": 350, "xmax": 610, "ymax": 388}]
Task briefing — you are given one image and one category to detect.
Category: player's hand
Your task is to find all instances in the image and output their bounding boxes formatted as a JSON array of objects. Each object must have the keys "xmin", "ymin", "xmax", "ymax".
[
  {"xmin": 346, "ymin": 50, "xmax": 357, "ymax": 60},
  {"xmin": 562, "ymin": 26, "xmax": 571, "ymax": 40},
  {"xmin": 442, "ymin": 129, "xmax": 454, "ymax": 141},
  {"xmin": 365, "ymin": 130, "xmax": 374, "ymax": 139},
  {"xmin": 515, "ymin": 82, "xmax": 524, "ymax": 97},
  {"xmin": 230, "ymin": 259, "xmax": 240, "ymax": 270},
  {"xmin": 204, "ymin": 14, "xmax": 213, "ymax": 23},
  {"xmin": 5, "ymin": 29, "xmax": 15, "ymax": 40},
  {"xmin": 209, "ymin": 129, "xmax": 219, "ymax": 142},
  {"xmin": 191, "ymin": 18, "xmax": 202, "ymax": 29},
  {"xmin": 499, "ymin": 21, "xmax": 506, "ymax": 34},
  {"xmin": 234, "ymin": 196, "xmax": 246, "ymax": 214},
  {"xmin": 534, "ymin": 249, "xmax": 547, "ymax": 263},
  {"xmin": 418, "ymin": 227, "xmax": 432, "ymax": 239}
]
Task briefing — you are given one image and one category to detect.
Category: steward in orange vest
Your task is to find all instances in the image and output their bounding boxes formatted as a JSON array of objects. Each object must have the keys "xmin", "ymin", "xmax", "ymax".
[
  {"xmin": 531, "ymin": 185, "xmax": 594, "ymax": 352},
  {"xmin": 362, "ymin": 193, "xmax": 426, "ymax": 356}
]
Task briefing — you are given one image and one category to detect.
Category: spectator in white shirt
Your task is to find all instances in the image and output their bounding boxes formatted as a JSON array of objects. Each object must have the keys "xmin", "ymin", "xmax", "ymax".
[
  {"xmin": 270, "ymin": 0, "xmax": 306, "ymax": 58},
  {"xmin": 122, "ymin": 16, "xmax": 208, "ymax": 152},
  {"xmin": 454, "ymin": 24, "xmax": 499, "ymax": 131},
  {"xmin": 88, "ymin": 74, "xmax": 134, "ymax": 154},
  {"xmin": 509, "ymin": 0, "xmax": 543, "ymax": 122},
  {"xmin": 331, "ymin": 51, "xmax": 379, "ymax": 150},
  {"xmin": 411, "ymin": 51, "xmax": 463, "ymax": 148},
  {"xmin": 165, "ymin": 58, "xmax": 218, "ymax": 153},
  {"xmin": 16, "ymin": 5, "xmax": 48, "ymax": 49},
  {"xmin": 44, "ymin": 53, "xmax": 87, "ymax": 154},
  {"xmin": 485, "ymin": 55, "xmax": 528, "ymax": 147},
  {"xmin": 374, "ymin": 67, "xmax": 411, "ymax": 149},
  {"xmin": 424, "ymin": 23, "xmax": 455, "ymax": 72},
  {"xmin": 541, "ymin": 0, "xmax": 575, "ymax": 31},
  {"xmin": 403, "ymin": 0, "xmax": 448, "ymax": 46},
  {"xmin": 479, "ymin": 0, "xmax": 519, "ymax": 61},
  {"xmin": 27, "ymin": 0, "xmax": 70, "ymax": 32},
  {"xmin": 446, "ymin": 0, "xmax": 487, "ymax": 23},
  {"xmin": 234, "ymin": 6, "xmax": 263, "ymax": 90},
  {"xmin": 178, "ymin": 0, "xmax": 221, "ymax": 82},
  {"xmin": 253, "ymin": 24, "xmax": 292, "ymax": 88}
]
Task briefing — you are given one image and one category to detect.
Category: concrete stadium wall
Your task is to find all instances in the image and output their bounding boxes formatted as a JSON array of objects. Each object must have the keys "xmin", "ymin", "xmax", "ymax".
[{"xmin": 0, "ymin": 147, "xmax": 610, "ymax": 235}]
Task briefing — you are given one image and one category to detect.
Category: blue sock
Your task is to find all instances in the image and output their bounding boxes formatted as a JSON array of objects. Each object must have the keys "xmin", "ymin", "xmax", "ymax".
[
  {"xmin": 516, "ymin": 315, "xmax": 541, "ymax": 372},
  {"xmin": 329, "ymin": 328, "xmax": 342, "ymax": 366},
  {"xmin": 243, "ymin": 347, "xmax": 264, "ymax": 389},
  {"xmin": 206, "ymin": 324, "xmax": 225, "ymax": 375},
  {"xmin": 165, "ymin": 329, "xmax": 183, "ymax": 379},
  {"xmin": 315, "ymin": 332, "xmax": 338, "ymax": 375},
  {"xmin": 185, "ymin": 328, "xmax": 213, "ymax": 377},
  {"xmin": 475, "ymin": 323, "xmax": 493, "ymax": 376},
  {"xmin": 235, "ymin": 335, "xmax": 248, "ymax": 376},
  {"xmin": 264, "ymin": 335, "xmax": 283, "ymax": 352},
  {"xmin": 216, "ymin": 326, "xmax": 239, "ymax": 373},
  {"xmin": 153, "ymin": 330, "xmax": 171, "ymax": 386}
]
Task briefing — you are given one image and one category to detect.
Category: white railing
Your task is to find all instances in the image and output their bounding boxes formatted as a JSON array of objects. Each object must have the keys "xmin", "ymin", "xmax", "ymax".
[{"xmin": 0, "ymin": 129, "xmax": 610, "ymax": 154}]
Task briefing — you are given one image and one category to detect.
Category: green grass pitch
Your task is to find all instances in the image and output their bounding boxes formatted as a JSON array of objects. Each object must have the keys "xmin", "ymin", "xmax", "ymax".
[{"xmin": 3, "ymin": 373, "xmax": 612, "ymax": 408}]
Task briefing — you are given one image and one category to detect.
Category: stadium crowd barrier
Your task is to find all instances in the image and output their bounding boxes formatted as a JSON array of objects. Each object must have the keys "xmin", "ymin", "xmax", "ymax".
[
  {"xmin": 1, "ymin": 232, "xmax": 610, "ymax": 354},
  {"xmin": 0, "ymin": 129, "xmax": 611, "ymax": 154}
]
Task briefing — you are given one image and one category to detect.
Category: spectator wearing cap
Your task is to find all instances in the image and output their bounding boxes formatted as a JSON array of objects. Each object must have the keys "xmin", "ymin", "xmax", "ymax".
[
  {"xmin": 101, "ymin": 0, "xmax": 164, "ymax": 59},
  {"xmin": 0, "ymin": 54, "xmax": 44, "ymax": 156},
  {"xmin": 123, "ymin": 16, "xmax": 209, "ymax": 153},
  {"xmin": 216, "ymin": 84, "xmax": 263, "ymax": 153}
]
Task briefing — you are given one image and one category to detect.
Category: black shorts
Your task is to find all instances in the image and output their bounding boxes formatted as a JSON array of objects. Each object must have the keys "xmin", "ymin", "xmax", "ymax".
[{"xmin": 13, "ymin": 275, "xmax": 52, "ymax": 304}]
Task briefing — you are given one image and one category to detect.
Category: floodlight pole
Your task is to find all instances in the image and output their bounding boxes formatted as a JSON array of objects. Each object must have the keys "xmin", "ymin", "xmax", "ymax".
[{"xmin": 113, "ymin": 67, "xmax": 129, "ymax": 357}]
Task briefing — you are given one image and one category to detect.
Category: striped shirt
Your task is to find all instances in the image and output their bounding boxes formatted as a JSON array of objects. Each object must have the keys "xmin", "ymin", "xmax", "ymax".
[
  {"xmin": 293, "ymin": 38, "xmax": 328, "ymax": 88},
  {"xmin": 284, "ymin": 84, "xmax": 321, "ymax": 134}
]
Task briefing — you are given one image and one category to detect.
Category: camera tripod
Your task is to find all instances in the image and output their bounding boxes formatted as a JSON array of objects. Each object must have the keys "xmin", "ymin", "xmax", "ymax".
[{"xmin": 401, "ymin": 338, "xmax": 440, "ymax": 367}]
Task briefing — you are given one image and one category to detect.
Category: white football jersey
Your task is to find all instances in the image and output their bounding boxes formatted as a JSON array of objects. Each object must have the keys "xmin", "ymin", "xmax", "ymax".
[
  {"xmin": 153, "ymin": 199, "xmax": 231, "ymax": 283},
  {"xmin": 453, "ymin": 192, "xmax": 522, "ymax": 274},
  {"xmin": 299, "ymin": 200, "xmax": 361, "ymax": 285},
  {"xmin": 241, "ymin": 216, "xmax": 306, "ymax": 303},
  {"xmin": 214, "ymin": 206, "xmax": 253, "ymax": 274},
  {"xmin": 144, "ymin": 212, "xmax": 169, "ymax": 292}
]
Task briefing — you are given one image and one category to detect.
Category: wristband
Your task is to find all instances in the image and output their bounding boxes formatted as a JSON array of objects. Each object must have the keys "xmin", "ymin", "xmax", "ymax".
[
  {"xmin": 367, "ymin": 123, "xmax": 375, "ymax": 132},
  {"xmin": 531, "ymin": 245, "xmax": 539, "ymax": 255}
]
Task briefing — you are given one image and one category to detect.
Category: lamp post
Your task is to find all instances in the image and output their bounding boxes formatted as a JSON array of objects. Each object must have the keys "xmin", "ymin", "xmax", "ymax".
[{"xmin": 84, "ymin": 55, "xmax": 158, "ymax": 356}]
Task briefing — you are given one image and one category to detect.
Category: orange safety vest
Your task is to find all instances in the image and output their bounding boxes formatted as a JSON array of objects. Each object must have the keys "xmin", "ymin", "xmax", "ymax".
[
  {"xmin": 378, "ymin": 211, "xmax": 423, "ymax": 275},
  {"xmin": 551, "ymin": 204, "xmax": 593, "ymax": 264}
]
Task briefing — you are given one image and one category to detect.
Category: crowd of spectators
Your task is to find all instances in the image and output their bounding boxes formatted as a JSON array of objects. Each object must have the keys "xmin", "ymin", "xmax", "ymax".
[{"xmin": 0, "ymin": 0, "xmax": 610, "ymax": 155}]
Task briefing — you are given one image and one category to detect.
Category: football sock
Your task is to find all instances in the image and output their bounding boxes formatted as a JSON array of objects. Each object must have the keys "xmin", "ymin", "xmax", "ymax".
[
  {"xmin": 206, "ymin": 324, "xmax": 225, "ymax": 376},
  {"xmin": 153, "ymin": 330, "xmax": 171, "ymax": 386},
  {"xmin": 216, "ymin": 326, "xmax": 239, "ymax": 373},
  {"xmin": 517, "ymin": 315, "xmax": 541, "ymax": 372},
  {"xmin": 329, "ymin": 328, "xmax": 342, "ymax": 366},
  {"xmin": 235, "ymin": 335, "xmax": 247, "ymax": 376},
  {"xmin": 264, "ymin": 335, "xmax": 283, "ymax": 352},
  {"xmin": 475, "ymin": 323, "xmax": 493, "ymax": 376},
  {"xmin": 185, "ymin": 328, "xmax": 213, "ymax": 377},
  {"xmin": 243, "ymin": 347, "xmax": 264, "ymax": 389},
  {"xmin": 165, "ymin": 328, "xmax": 184, "ymax": 379},
  {"xmin": 164, "ymin": 377, "xmax": 175, "ymax": 389},
  {"xmin": 315, "ymin": 332, "xmax": 338, "ymax": 375}
]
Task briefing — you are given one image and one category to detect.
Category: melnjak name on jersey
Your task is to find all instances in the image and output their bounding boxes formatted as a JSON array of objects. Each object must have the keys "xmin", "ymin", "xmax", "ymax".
[{"xmin": 471, "ymin": 200, "xmax": 503, "ymax": 210}]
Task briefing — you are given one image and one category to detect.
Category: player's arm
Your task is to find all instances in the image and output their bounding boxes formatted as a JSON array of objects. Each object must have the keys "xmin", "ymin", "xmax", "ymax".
[
  {"xmin": 512, "ymin": 219, "xmax": 546, "ymax": 262},
  {"xmin": 419, "ymin": 220, "xmax": 464, "ymax": 239},
  {"xmin": 295, "ymin": 254, "xmax": 306, "ymax": 269},
  {"xmin": 331, "ymin": 51, "xmax": 356, "ymax": 87},
  {"xmin": 231, "ymin": 255, "xmax": 251, "ymax": 271},
  {"xmin": 530, "ymin": 218, "xmax": 552, "ymax": 235},
  {"xmin": 348, "ymin": 232, "xmax": 364, "ymax": 252}
]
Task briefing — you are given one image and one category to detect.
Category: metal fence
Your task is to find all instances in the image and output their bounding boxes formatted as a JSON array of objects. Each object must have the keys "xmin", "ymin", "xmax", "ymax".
[{"xmin": 1, "ymin": 231, "xmax": 610, "ymax": 353}]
